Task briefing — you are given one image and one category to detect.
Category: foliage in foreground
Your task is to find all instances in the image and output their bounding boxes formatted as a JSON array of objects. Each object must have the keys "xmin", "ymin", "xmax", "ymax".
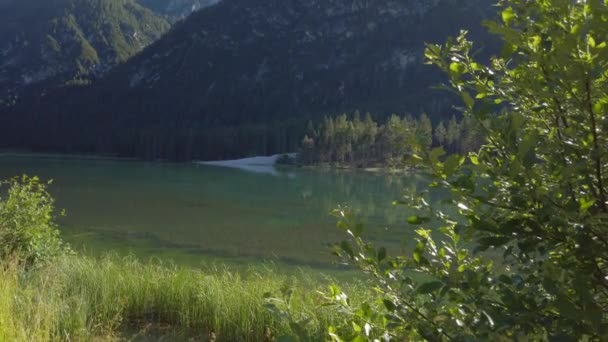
[
  {"xmin": 0, "ymin": 254, "xmax": 354, "ymax": 341},
  {"xmin": 0, "ymin": 176, "xmax": 69, "ymax": 267},
  {"xmin": 0, "ymin": 176, "xmax": 359, "ymax": 341},
  {"xmin": 323, "ymin": 0, "xmax": 608, "ymax": 340}
]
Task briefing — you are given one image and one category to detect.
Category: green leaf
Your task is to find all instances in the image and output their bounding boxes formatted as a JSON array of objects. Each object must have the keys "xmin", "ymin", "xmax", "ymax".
[
  {"xmin": 377, "ymin": 247, "xmax": 386, "ymax": 262},
  {"xmin": 517, "ymin": 133, "xmax": 537, "ymax": 161},
  {"xmin": 478, "ymin": 236, "xmax": 511, "ymax": 249},
  {"xmin": 383, "ymin": 299, "xmax": 397, "ymax": 311},
  {"xmin": 588, "ymin": 35, "xmax": 596, "ymax": 48},
  {"xmin": 528, "ymin": 35, "xmax": 542, "ymax": 50},
  {"xmin": 354, "ymin": 222, "xmax": 364, "ymax": 237},
  {"xmin": 469, "ymin": 154, "xmax": 479, "ymax": 165},
  {"xmin": 449, "ymin": 62, "xmax": 465, "ymax": 78},
  {"xmin": 340, "ymin": 241, "xmax": 355, "ymax": 258},
  {"xmin": 413, "ymin": 250, "xmax": 422, "ymax": 263},
  {"xmin": 502, "ymin": 7, "xmax": 516, "ymax": 26},
  {"xmin": 594, "ymin": 102, "xmax": 603, "ymax": 113},
  {"xmin": 407, "ymin": 215, "xmax": 430, "ymax": 225},
  {"xmin": 417, "ymin": 281, "xmax": 444, "ymax": 294},
  {"xmin": 444, "ymin": 155, "xmax": 464, "ymax": 177},
  {"xmin": 555, "ymin": 296, "xmax": 579, "ymax": 319},
  {"xmin": 579, "ymin": 197, "xmax": 595, "ymax": 213},
  {"xmin": 429, "ymin": 147, "xmax": 446, "ymax": 164},
  {"xmin": 462, "ymin": 91, "xmax": 474, "ymax": 109}
]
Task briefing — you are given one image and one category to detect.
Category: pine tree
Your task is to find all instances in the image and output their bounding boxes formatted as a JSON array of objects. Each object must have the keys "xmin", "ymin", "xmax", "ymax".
[
  {"xmin": 299, "ymin": 134, "xmax": 315, "ymax": 164},
  {"xmin": 416, "ymin": 113, "xmax": 433, "ymax": 152},
  {"xmin": 446, "ymin": 115, "xmax": 461, "ymax": 152},
  {"xmin": 434, "ymin": 120, "xmax": 448, "ymax": 147},
  {"xmin": 362, "ymin": 112, "xmax": 378, "ymax": 164}
]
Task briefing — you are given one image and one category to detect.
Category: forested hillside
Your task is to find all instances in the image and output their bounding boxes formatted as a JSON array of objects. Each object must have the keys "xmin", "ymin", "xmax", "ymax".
[
  {"xmin": 0, "ymin": 0, "xmax": 170, "ymax": 107},
  {"xmin": 1, "ymin": 0, "xmax": 496, "ymax": 161}
]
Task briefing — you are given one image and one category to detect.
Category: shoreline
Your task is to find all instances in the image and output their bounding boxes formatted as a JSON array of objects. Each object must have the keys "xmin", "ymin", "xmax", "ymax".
[
  {"xmin": 0, "ymin": 150, "xmax": 415, "ymax": 175},
  {"xmin": 297, "ymin": 163, "xmax": 415, "ymax": 175},
  {"xmin": 0, "ymin": 150, "xmax": 139, "ymax": 162}
]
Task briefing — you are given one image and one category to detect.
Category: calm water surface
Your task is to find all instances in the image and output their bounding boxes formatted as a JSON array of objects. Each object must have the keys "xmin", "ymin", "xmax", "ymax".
[{"xmin": 0, "ymin": 154, "xmax": 434, "ymax": 269}]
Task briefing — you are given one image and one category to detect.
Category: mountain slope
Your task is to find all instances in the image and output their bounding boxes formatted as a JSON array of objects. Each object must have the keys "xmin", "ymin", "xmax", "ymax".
[
  {"xmin": 2, "ymin": 0, "xmax": 497, "ymax": 161},
  {"xmin": 136, "ymin": 0, "xmax": 220, "ymax": 19},
  {"xmin": 0, "ymin": 0, "xmax": 170, "ymax": 106}
]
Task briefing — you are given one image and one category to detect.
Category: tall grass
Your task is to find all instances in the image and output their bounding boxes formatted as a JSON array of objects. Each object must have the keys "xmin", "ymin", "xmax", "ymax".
[
  {"xmin": 0, "ymin": 255, "xmax": 361, "ymax": 341},
  {"xmin": 0, "ymin": 261, "xmax": 56, "ymax": 341}
]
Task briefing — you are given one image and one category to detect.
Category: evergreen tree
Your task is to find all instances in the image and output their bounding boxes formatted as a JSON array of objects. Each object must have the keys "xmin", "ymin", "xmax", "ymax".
[
  {"xmin": 434, "ymin": 120, "xmax": 447, "ymax": 146},
  {"xmin": 446, "ymin": 114, "xmax": 461, "ymax": 152},
  {"xmin": 362, "ymin": 113, "xmax": 378, "ymax": 164},
  {"xmin": 416, "ymin": 113, "xmax": 433, "ymax": 152},
  {"xmin": 299, "ymin": 134, "xmax": 315, "ymax": 165}
]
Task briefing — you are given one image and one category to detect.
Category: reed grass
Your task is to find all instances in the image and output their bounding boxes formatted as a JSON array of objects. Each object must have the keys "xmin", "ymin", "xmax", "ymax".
[{"xmin": 0, "ymin": 254, "xmax": 362, "ymax": 341}]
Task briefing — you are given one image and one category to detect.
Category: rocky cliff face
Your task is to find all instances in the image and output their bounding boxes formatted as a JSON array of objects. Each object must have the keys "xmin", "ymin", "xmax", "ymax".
[{"xmin": 0, "ymin": 0, "xmax": 170, "ymax": 106}]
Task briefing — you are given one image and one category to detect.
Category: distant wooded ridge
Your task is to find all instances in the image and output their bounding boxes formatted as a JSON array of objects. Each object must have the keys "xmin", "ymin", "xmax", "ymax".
[{"xmin": 0, "ymin": 0, "xmax": 497, "ymax": 161}]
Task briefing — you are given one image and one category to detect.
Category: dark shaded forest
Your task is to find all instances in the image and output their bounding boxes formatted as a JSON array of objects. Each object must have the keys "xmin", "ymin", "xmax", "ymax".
[{"xmin": 0, "ymin": 0, "xmax": 497, "ymax": 161}]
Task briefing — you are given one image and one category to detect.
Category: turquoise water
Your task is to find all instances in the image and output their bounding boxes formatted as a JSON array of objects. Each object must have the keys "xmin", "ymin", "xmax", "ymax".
[{"xmin": 0, "ymin": 154, "xmax": 432, "ymax": 269}]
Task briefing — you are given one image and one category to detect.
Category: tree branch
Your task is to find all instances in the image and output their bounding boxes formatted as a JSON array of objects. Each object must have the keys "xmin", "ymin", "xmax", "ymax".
[{"xmin": 585, "ymin": 76, "xmax": 607, "ymax": 212}]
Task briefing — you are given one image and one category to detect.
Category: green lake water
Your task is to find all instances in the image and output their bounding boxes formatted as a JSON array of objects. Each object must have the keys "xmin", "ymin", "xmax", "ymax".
[{"xmin": 0, "ymin": 154, "xmax": 436, "ymax": 270}]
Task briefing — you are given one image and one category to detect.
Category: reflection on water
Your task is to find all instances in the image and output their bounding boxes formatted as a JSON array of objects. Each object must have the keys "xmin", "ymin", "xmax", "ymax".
[
  {"xmin": 0, "ymin": 154, "xmax": 440, "ymax": 269},
  {"xmin": 195, "ymin": 154, "xmax": 297, "ymax": 177}
]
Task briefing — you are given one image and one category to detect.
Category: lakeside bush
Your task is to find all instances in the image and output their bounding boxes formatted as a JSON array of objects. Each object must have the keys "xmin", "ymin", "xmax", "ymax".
[
  {"xmin": 0, "ymin": 176, "xmax": 70, "ymax": 267},
  {"xmin": 323, "ymin": 0, "xmax": 608, "ymax": 340}
]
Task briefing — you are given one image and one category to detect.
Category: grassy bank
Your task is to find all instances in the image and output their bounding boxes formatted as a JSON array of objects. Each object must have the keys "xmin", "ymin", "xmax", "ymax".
[{"xmin": 0, "ymin": 254, "xmax": 362, "ymax": 341}]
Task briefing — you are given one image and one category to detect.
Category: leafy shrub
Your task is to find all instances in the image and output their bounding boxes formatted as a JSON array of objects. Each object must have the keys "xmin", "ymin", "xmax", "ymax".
[
  {"xmin": 324, "ymin": 0, "xmax": 608, "ymax": 340},
  {"xmin": 0, "ymin": 176, "xmax": 69, "ymax": 267}
]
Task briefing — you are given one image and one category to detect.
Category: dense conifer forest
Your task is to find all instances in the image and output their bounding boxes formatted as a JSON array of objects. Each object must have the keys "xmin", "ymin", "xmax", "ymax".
[{"xmin": 298, "ymin": 113, "xmax": 484, "ymax": 167}]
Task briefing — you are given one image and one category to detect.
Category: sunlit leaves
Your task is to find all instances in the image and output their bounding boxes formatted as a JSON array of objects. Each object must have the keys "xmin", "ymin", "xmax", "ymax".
[
  {"xmin": 326, "ymin": 0, "xmax": 608, "ymax": 340},
  {"xmin": 501, "ymin": 7, "xmax": 516, "ymax": 26},
  {"xmin": 449, "ymin": 62, "xmax": 466, "ymax": 78},
  {"xmin": 0, "ymin": 176, "xmax": 71, "ymax": 267},
  {"xmin": 443, "ymin": 154, "xmax": 465, "ymax": 178},
  {"xmin": 406, "ymin": 215, "xmax": 430, "ymax": 225},
  {"xmin": 579, "ymin": 197, "xmax": 595, "ymax": 213}
]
